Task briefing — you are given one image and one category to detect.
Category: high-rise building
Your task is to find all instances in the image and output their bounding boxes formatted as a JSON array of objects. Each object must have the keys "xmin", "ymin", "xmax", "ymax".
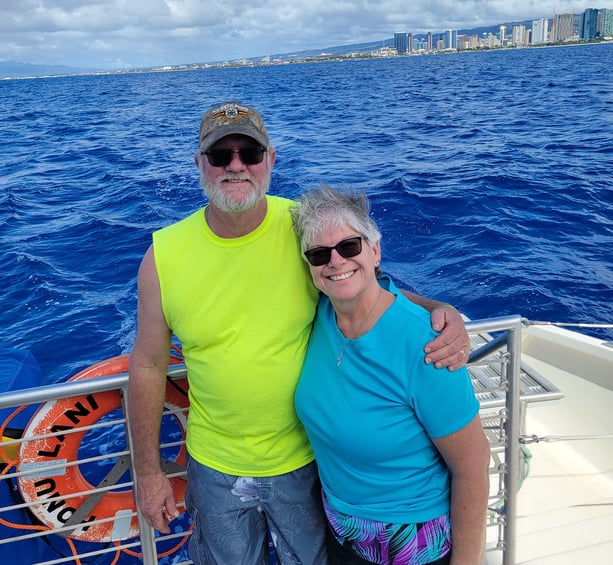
[
  {"xmin": 512, "ymin": 25, "xmax": 527, "ymax": 46},
  {"xmin": 552, "ymin": 12, "xmax": 575, "ymax": 41},
  {"xmin": 444, "ymin": 29, "xmax": 457, "ymax": 49},
  {"xmin": 603, "ymin": 9, "xmax": 613, "ymax": 37},
  {"xmin": 427, "ymin": 32, "xmax": 433, "ymax": 51},
  {"xmin": 483, "ymin": 33, "xmax": 501, "ymax": 48},
  {"xmin": 574, "ymin": 13, "xmax": 583, "ymax": 36},
  {"xmin": 531, "ymin": 18, "xmax": 549, "ymax": 44},
  {"xmin": 582, "ymin": 8, "xmax": 598, "ymax": 40},
  {"xmin": 499, "ymin": 25, "xmax": 507, "ymax": 45},
  {"xmin": 596, "ymin": 8, "xmax": 612, "ymax": 37},
  {"xmin": 407, "ymin": 33, "xmax": 414, "ymax": 53},
  {"xmin": 394, "ymin": 32, "xmax": 408, "ymax": 54}
]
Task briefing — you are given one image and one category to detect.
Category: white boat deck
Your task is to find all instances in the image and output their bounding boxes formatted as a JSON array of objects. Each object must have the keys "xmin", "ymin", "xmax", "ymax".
[{"xmin": 484, "ymin": 325, "xmax": 613, "ymax": 564}]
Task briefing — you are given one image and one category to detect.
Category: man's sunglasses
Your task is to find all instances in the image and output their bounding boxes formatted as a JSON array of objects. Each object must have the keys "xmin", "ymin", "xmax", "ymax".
[
  {"xmin": 203, "ymin": 146, "xmax": 266, "ymax": 167},
  {"xmin": 304, "ymin": 236, "xmax": 363, "ymax": 267}
]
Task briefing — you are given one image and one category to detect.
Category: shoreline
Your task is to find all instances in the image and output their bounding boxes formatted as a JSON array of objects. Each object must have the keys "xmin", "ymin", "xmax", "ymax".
[{"xmin": 2, "ymin": 39, "xmax": 612, "ymax": 82}]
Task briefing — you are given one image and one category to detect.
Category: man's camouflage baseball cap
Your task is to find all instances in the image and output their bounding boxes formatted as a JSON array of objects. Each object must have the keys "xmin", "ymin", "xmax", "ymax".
[{"xmin": 198, "ymin": 101, "xmax": 270, "ymax": 152}]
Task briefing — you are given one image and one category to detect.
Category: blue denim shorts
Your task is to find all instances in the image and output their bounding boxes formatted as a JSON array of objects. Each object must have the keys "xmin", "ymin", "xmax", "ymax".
[{"xmin": 186, "ymin": 456, "xmax": 328, "ymax": 564}]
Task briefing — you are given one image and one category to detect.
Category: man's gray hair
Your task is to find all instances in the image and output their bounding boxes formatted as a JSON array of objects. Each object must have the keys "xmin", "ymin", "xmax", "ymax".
[{"xmin": 290, "ymin": 185, "xmax": 381, "ymax": 254}]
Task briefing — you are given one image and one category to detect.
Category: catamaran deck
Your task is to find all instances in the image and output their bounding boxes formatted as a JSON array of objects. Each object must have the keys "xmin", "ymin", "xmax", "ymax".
[
  {"xmin": 485, "ymin": 324, "xmax": 613, "ymax": 564},
  {"xmin": 1, "ymin": 317, "xmax": 612, "ymax": 564}
]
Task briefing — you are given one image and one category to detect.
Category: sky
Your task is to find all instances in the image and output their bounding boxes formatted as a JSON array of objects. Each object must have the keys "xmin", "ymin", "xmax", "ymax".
[{"xmin": 1, "ymin": 0, "xmax": 611, "ymax": 70}]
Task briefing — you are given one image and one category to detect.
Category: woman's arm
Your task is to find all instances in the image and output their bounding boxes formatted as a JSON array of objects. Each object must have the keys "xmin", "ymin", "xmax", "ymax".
[{"xmin": 433, "ymin": 415, "xmax": 490, "ymax": 564}]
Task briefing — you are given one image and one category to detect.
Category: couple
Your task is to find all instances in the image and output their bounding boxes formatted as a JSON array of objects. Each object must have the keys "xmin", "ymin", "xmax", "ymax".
[{"xmin": 128, "ymin": 101, "xmax": 489, "ymax": 564}]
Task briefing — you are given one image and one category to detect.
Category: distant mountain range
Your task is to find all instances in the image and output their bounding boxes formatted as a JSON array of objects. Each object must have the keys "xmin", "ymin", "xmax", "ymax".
[
  {"xmin": 0, "ymin": 61, "xmax": 97, "ymax": 79},
  {"xmin": 0, "ymin": 18, "xmax": 544, "ymax": 78}
]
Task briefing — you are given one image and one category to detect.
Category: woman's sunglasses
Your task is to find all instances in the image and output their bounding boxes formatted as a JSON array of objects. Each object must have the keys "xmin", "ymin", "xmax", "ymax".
[
  {"xmin": 304, "ymin": 236, "xmax": 363, "ymax": 267},
  {"xmin": 202, "ymin": 146, "xmax": 266, "ymax": 167}
]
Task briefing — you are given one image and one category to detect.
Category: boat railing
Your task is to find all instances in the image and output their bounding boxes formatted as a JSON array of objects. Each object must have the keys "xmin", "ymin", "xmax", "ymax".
[
  {"xmin": 0, "ymin": 315, "xmax": 563, "ymax": 564},
  {"xmin": 0, "ymin": 365, "xmax": 192, "ymax": 565},
  {"xmin": 465, "ymin": 316, "xmax": 564, "ymax": 565}
]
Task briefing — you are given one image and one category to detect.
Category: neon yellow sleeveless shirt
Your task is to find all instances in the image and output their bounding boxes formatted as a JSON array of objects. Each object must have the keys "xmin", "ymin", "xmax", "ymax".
[{"xmin": 152, "ymin": 196, "xmax": 319, "ymax": 476}]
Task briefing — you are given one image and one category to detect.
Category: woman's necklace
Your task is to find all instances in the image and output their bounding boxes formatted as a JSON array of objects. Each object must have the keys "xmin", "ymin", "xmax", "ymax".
[
  {"xmin": 335, "ymin": 290, "xmax": 383, "ymax": 367},
  {"xmin": 335, "ymin": 324, "xmax": 344, "ymax": 367}
]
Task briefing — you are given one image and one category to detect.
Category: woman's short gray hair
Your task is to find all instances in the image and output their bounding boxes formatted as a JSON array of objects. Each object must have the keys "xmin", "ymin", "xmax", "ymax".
[{"xmin": 290, "ymin": 185, "xmax": 381, "ymax": 254}]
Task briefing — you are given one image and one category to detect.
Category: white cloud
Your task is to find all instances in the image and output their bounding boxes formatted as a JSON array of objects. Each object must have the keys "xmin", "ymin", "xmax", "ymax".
[{"xmin": 0, "ymin": 0, "xmax": 610, "ymax": 69}]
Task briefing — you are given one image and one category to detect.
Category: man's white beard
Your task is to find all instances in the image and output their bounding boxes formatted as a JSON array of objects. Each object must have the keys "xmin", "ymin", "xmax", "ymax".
[{"xmin": 201, "ymin": 171, "xmax": 270, "ymax": 213}]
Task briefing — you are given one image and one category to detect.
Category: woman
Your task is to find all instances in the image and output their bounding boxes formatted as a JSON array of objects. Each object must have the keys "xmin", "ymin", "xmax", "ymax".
[{"xmin": 290, "ymin": 185, "xmax": 490, "ymax": 565}]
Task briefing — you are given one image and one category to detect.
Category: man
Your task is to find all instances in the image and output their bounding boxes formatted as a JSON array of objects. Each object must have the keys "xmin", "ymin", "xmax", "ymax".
[{"xmin": 128, "ymin": 101, "xmax": 470, "ymax": 565}]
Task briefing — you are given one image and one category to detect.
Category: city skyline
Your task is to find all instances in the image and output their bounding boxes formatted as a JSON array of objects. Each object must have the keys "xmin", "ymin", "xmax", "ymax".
[
  {"xmin": 2, "ymin": 7, "xmax": 612, "ymax": 79},
  {"xmin": 391, "ymin": 8, "xmax": 612, "ymax": 53},
  {"xmin": 2, "ymin": 1, "xmax": 612, "ymax": 71}
]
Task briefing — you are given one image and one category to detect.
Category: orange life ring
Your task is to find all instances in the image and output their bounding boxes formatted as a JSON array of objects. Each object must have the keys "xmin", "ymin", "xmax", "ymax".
[{"xmin": 17, "ymin": 354, "xmax": 189, "ymax": 543}]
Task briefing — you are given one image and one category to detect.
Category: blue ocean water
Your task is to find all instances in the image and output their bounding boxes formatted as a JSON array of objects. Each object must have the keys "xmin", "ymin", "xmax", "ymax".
[{"xmin": 1, "ymin": 43, "xmax": 612, "ymax": 386}]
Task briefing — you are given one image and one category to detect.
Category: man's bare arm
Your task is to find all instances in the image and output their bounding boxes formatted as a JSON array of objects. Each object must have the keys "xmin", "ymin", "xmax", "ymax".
[{"xmin": 128, "ymin": 246, "xmax": 179, "ymax": 533}]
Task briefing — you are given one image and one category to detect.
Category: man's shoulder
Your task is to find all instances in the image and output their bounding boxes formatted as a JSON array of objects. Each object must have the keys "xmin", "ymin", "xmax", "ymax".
[
  {"xmin": 266, "ymin": 194, "xmax": 294, "ymax": 209},
  {"xmin": 156, "ymin": 208, "xmax": 204, "ymax": 233},
  {"xmin": 153, "ymin": 209, "xmax": 204, "ymax": 248}
]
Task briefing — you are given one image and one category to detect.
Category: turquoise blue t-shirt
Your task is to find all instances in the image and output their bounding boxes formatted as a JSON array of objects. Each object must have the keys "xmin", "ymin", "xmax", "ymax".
[{"xmin": 295, "ymin": 277, "xmax": 479, "ymax": 523}]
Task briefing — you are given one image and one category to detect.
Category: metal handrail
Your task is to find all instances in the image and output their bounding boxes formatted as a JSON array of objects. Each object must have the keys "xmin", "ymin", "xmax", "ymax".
[
  {"xmin": 1, "ymin": 317, "xmax": 527, "ymax": 564},
  {"xmin": 466, "ymin": 315, "xmax": 523, "ymax": 565},
  {"xmin": 0, "ymin": 367, "xmax": 191, "ymax": 565}
]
